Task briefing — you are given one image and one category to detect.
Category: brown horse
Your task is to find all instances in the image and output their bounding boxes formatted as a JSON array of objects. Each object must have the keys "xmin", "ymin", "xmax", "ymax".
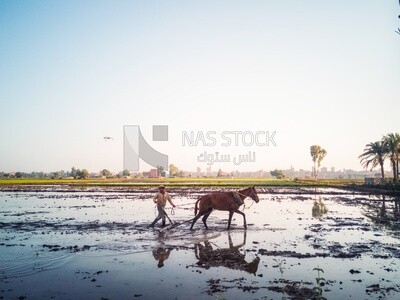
[{"xmin": 190, "ymin": 186, "xmax": 259, "ymax": 230}]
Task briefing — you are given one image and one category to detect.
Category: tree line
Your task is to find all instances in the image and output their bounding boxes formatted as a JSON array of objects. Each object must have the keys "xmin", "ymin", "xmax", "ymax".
[
  {"xmin": 359, "ymin": 133, "xmax": 400, "ymax": 182},
  {"xmin": 4, "ymin": 133, "xmax": 399, "ymax": 182},
  {"xmin": 0, "ymin": 167, "xmax": 115, "ymax": 179}
]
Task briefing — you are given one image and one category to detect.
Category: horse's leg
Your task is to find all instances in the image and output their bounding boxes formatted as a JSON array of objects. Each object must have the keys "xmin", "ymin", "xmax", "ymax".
[
  {"xmin": 201, "ymin": 208, "xmax": 213, "ymax": 230},
  {"xmin": 234, "ymin": 209, "xmax": 247, "ymax": 229},
  {"xmin": 227, "ymin": 210, "xmax": 234, "ymax": 230},
  {"xmin": 190, "ymin": 213, "xmax": 202, "ymax": 230},
  {"xmin": 190, "ymin": 208, "xmax": 211, "ymax": 230}
]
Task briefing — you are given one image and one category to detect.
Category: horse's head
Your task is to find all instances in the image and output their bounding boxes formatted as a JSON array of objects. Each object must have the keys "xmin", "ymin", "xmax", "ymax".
[{"xmin": 249, "ymin": 186, "xmax": 259, "ymax": 203}]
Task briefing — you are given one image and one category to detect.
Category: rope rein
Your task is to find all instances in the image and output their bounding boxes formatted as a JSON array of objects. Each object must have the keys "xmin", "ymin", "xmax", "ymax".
[
  {"xmin": 236, "ymin": 190, "xmax": 257, "ymax": 211},
  {"xmin": 174, "ymin": 202, "xmax": 196, "ymax": 208}
]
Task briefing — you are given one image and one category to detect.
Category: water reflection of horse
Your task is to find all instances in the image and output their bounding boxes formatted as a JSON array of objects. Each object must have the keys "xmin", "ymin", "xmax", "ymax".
[
  {"xmin": 190, "ymin": 186, "xmax": 259, "ymax": 230},
  {"xmin": 194, "ymin": 231, "xmax": 260, "ymax": 275}
]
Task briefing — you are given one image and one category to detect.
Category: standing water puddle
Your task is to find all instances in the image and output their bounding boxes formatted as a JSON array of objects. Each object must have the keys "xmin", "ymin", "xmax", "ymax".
[{"xmin": 0, "ymin": 187, "xmax": 399, "ymax": 299}]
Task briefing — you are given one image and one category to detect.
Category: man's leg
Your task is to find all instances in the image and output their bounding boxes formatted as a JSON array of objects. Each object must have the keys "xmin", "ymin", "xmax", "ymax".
[
  {"xmin": 149, "ymin": 217, "xmax": 160, "ymax": 227},
  {"xmin": 160, "ymin": 206, "xmax": 166, "ymax": 227},
  {"xmin": 150, "ymin": 208, "xmax": 163, "ymax": 227}
]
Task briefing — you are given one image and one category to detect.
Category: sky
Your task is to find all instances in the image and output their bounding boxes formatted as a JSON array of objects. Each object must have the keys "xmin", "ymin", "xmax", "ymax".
[{"xmin": 0, "ymin": 0, "xmax": 399, "ymax": 174}]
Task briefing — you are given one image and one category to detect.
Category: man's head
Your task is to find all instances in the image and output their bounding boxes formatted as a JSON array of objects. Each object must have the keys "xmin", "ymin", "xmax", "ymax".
[
  {"xmin": 158, "ymin": 260, "xmax": 164, "ymax": 268},
  {"xmin": 159, "ymin": 185, "xmax": 165, "ymax": 194}
]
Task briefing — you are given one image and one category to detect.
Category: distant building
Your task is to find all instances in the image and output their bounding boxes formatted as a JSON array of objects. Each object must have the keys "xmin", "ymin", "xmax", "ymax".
[
  {"xmin": 142, "ymin": 169, "xmax": 158, "ymax": 178},
  {"xmin": 206, "ymin": 166, "xmax": 212, "ymax": 176},
  {"xmin": 148, "ymin": 169, "xmax": 158, "ymax": 178}
]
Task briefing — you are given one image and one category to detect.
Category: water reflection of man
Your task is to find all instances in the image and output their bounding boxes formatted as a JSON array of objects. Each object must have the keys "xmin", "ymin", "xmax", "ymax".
[
  {"xmin": 312, "ymin": 197, "xmax": 328, "ymax": 218},
  {"xmin": 149, "ymin": 185, "xmax": 176, "ymax": 228},
  {"xmin": 153, "ymin": 247, "xmax": 172, "ymax": 268}
]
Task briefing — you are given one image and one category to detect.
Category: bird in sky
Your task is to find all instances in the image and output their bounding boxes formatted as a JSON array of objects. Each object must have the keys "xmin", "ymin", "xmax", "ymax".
[{"xmin": 103, "ymin": 136, "xmax": 114, "ymax": 141}]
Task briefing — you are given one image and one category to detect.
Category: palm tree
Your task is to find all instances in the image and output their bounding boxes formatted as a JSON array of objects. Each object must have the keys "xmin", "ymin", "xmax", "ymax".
[
  {"xmin": 358, "ymin": 141, "xmax": 386, "ymax": 179},
  {"xmin": 310, "ymin": 145, "xmax": 327, "ymax": 181},
  {"xmin": 382, "ymin": 133, "xmax": 400, "ymax": 182}
]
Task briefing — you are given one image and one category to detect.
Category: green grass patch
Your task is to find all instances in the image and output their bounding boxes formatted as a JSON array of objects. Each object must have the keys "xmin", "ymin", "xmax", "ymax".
[{"xmin": 0, "ymin": 177, "xmax": 363, "ymax": 188}]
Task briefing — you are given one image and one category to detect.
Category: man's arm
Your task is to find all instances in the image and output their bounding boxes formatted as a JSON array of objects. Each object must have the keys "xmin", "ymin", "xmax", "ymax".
[
  {"xmin": 167, "ymin": 194, "xmax": 176, "ymax": 207},
  {"xmin": 153, "ymin": 193, "xmax": 159, "ymax": 204}
]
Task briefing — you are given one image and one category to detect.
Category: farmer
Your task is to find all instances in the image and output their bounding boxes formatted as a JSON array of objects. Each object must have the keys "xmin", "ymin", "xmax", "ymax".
[{"xmin": 149, "ymin": 185, "xmax": 176, "ymax": 228}]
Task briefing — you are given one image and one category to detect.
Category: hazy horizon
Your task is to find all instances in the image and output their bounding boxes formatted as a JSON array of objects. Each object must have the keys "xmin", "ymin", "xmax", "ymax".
[{"xmin": 1, "ymin": 1, "xmax": 399, "ymax": 174}]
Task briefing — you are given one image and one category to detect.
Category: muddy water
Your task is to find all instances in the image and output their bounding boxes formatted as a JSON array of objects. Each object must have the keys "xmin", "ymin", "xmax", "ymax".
[{"xmin": 0, "ymin": 187, "xmax": 399, "ymax": 299}]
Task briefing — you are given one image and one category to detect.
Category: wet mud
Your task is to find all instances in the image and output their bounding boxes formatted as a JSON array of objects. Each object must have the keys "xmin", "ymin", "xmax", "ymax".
[{"xmin": 1, "ymin": 187, "xmax": 400, "ymax": 299}]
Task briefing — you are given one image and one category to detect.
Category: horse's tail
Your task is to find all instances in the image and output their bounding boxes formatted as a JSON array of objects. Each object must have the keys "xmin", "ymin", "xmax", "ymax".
[{"xmin": 194, "ymin": 197, "xmax": 202, "ymax": 216}]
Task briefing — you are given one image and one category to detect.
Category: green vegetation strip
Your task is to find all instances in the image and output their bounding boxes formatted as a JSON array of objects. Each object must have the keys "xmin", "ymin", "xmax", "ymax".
[{"xmin": 0, "ymin": 178, "xmax": 363, "ymax": 188}]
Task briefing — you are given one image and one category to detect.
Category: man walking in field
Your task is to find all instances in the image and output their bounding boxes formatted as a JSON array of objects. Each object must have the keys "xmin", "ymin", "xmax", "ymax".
[{"xmin": 149, "ymin": 185, "xmax": 176, "ymax": 228}]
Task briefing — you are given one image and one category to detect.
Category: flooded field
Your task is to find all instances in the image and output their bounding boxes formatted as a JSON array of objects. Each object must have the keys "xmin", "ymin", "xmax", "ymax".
[{"xmin": 1, "ymin": 186, "xmax": 400, "ymax": 299}]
